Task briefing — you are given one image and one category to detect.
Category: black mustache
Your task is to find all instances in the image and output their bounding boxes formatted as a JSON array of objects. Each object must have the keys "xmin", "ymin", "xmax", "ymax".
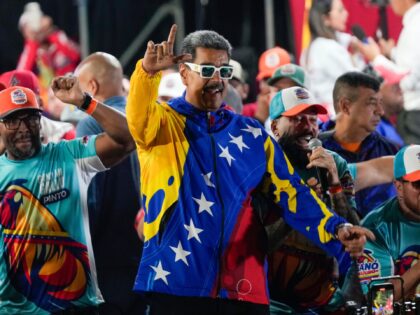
[
  {"xmin": 203, "ymin": 83, "xmax": 224, "ymax": 92},
  {"xmin": 14, "ymin": 133, "xmax": 34, "ymax": 142}
]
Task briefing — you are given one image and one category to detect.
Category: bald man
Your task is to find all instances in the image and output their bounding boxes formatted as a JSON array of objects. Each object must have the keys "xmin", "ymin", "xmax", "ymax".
[{"xmin": 75, "ymin": 52, "xmax": 145, "ymax": 314}]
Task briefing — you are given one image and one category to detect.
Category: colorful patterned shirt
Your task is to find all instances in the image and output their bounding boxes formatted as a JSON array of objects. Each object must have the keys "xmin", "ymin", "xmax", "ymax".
[
  {"xmin": 0, "ymin": 136, "xmax": 105, "ymax": 314},
  {"xmin": 126, "ymin": 59, "xmax": 348, "ymax": 305}
]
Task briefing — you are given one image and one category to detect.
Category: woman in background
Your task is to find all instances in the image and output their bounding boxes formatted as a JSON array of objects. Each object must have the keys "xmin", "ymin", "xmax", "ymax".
[{"xmin": 301, "ymin": 0, "xmax": 362, "ymax": 117}]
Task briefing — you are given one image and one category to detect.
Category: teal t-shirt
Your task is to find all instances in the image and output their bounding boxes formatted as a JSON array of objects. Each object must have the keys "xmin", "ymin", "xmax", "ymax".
[
  {"xmin": 348, "ymin": 163, "xmax": 357, "ymax": 182},
  {"xmin": 0, "ymin": 136, "xmax": 106, "ymax": 314},
  {"xmin": 358, "ymin": 197, "xmax": 420, "ymax": 294}
]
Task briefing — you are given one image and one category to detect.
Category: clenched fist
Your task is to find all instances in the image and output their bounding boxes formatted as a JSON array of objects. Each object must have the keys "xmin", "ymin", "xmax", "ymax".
[{"xmin": 51, "ymin": 76, "xmax": 85, "ymax": 107}]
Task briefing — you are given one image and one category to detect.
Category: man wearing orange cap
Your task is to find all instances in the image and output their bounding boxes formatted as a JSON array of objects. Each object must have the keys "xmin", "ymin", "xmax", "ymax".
[
  {"xmin": 256, "ymin": 47, "xmax": 292, "ymax": 82},
  {"xmin": 355, "ymin": 145, "xmax": 420, "ymax": 301},
  {"xmin": 242, "ymin": 47, "xmax": 291, "ymax": 124},
  {"xmin": 0, "ymin": 69, "xmax": 76, "ymax": 154},
  {"xmin": 268, "ymin": 86, "xmax": 359, "ymax": 313},
  {"xmin": 0, "ymin": 78, "xmax": 134, "ymax": 314}
]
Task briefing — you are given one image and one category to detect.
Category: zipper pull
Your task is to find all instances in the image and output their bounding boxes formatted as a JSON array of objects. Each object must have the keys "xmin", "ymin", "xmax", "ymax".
[{"xmin": 207, "ymin": 111, "xmax": 214, "ymax": 131}]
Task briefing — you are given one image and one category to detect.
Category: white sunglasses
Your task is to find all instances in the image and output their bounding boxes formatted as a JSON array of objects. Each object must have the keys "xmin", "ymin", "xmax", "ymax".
[{"xmin": 184, "ymin": 62, "xmax": 234, "ymax": 79}]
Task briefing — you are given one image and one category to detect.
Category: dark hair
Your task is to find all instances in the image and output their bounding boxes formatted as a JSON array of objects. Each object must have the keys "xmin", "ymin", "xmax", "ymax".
[
  {"xmin": 309, "ymin": 0, "xmax": 336, "ymax": 40},
  {"xmin": 181, "ymin": 30, "xmax": 232, "ymax": 61},
  {"xmin": 332, "ymin": 71, "xmax": 381, "ymax": 112}
]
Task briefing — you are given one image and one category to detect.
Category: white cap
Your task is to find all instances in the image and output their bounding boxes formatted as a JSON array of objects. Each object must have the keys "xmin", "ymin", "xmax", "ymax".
[
  {"xmin": 158, "ymin": 73, "xmax": 185, "ymax": 100},
  {"xmin": 394, "ymin": 145, "xmax": 420, "ymax": 181},
  {"xmin": 269, "ymin": 86, "xmax": 327, "ymax": 119},
  {"xmin": 19, "ymin": 2, "xmax": 43, "ymax": 31},
  {"xmin": 229, "ymin": 59, "xmax": 246, "ymax": 83}
]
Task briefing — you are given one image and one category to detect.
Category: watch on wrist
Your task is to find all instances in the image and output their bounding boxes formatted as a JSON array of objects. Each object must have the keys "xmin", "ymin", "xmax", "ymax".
[
  {"xmin": 80, "ymin": 92, "xmax": 92, "ymax": 111},
  {"xmin": 334, "ymin": 222, "xmax": 353, "ymax": 239}
]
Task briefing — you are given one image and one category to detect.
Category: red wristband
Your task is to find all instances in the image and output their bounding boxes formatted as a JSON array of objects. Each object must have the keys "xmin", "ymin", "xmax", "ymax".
[{"xmin": 329, "ymin": 184, "xmax": 343, "ymax": 194}]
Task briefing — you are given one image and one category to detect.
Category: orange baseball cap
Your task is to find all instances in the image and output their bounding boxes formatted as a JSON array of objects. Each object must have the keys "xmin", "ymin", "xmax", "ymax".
[
  {"xmin": 0, "ymin": 86, "xmax": 41, "ymax": 119},
  {"xmin": 257, "ymin": 47, "xmax": 291, "ymax": 81}
]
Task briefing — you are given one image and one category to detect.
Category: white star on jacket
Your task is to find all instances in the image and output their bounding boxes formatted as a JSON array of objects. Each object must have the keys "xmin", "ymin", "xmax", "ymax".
[
  {"xmin": 202, "ymin": 172, "xmax": 216, "ymax": 188},
  {"xmin": 193, "ymin": 193, "xmax": 214, "ymax": 216},
  {"xmin": 184, "ymin": 219, "xmax": 203, "ymax": 243},
  {"xmin": 241, "ymin": 124, "xmax": 262, "ymax": 138},
  {"xmin": 170, "ymin": 241, "xmax": 191, "ymax": 266},
  {"xmin": 218, "ymin": 144, "xmax": 236, "ymax": 166},
  {"xmin": 150, "ymin": 261, "xmax": 171, "ymax": 285},
  {"xmin": 229, "ymin": 133, "xmax": 250, "ymax": 152}
]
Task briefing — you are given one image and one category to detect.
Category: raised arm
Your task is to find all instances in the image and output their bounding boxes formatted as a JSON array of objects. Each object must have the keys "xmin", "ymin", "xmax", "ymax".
[
  {"xmin": 353, "ymin": 156, "xmax": 394, "ymax": 192},
  {"xmin": 126, "ymin": 24, "xmax": 191, "ymax": 148},
  {"xmin": 51, "ymin": 76, "xmax": 135, "ymax": 168},
  {"xmin": 264, "ymin": 136, "xmax": 373, "ymax": 259}
]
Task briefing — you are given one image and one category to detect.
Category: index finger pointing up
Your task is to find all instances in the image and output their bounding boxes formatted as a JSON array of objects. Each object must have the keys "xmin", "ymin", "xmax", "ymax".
[{"xmin": 167, "ymin": 24, "xmax": 177, "ymax": 55}]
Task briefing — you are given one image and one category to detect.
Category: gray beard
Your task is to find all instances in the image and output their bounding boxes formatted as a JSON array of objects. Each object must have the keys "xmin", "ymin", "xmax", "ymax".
[{"xmin": 6, "ymin": 133, "xmax": 41, "ymax": 160}]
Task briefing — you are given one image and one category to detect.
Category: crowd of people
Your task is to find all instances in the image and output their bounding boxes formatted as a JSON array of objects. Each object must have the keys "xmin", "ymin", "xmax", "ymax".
[{"xmin": 0, "ymin": 0, "xmax": 420, "ymax": 314}]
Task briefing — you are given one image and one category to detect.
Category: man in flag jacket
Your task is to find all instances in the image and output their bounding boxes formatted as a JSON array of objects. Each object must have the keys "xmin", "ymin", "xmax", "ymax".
[{"xmin": 126, "ymin": 25, "xmax": 374, "ymax": 315}]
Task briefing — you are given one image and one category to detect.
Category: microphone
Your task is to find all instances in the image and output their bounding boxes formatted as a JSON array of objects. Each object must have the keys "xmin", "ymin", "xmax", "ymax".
[
  {"xmin": 351, "ymin": 24, "xmax": 368, "ymax": 44},
  {"xmin": 308, "ymin": 138, "xmax": 330, "ymax": 199}
]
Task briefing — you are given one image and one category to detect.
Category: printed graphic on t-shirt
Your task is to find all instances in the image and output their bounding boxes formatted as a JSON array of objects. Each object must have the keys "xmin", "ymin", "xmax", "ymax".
[
  {"xmin": 358, "ymin": 249, "xmax": 381, "ymax": 284},
  {"xmin": 0, "ymin": 179, "xmax": 90, "ymax": 312}
]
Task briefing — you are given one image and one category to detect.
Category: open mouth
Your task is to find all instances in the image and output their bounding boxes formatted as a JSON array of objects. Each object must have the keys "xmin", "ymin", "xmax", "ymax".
[
  {"xmin": 203, "ymin": 83, "xmax": 224, "ymax": 96},
  {"xmin": 15, "ymin": 135, "xmax": 33, "ymax": 146},
  {"xmin": 295, "ymin": 135, "xmax": 312, "ymax": 149},
  {"xmin": 204, "ymin": 87, "xmax": 223, "ymax": 95}
]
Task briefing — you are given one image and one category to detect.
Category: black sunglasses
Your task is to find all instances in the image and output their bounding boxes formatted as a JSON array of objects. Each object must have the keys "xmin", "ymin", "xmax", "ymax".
[{"xmin": 0, "ymin": 113, "xmax": 41, "ymax": 130}]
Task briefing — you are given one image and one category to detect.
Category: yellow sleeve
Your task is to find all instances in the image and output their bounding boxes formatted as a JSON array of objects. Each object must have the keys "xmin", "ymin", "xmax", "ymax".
[{"xmin": 126, "ymin": 58, "xmax": 164, "ymax": 149}]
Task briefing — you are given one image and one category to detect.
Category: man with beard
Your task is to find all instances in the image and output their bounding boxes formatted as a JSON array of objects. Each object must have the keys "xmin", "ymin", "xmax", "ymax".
[
  {"xmin": 267, "ymin": 86, "xmax": 360, "ymax": 314},
  {"xmin": 0, "ymin": 69, "xmax": 76, "ymax": 155},
  {"xmin": 355, "ymin": 145, "xmax": 420, "ymax": 302},
  {"xmin": 0, "ymin": 78, "xmax": 134, "ymax": 314},
  {"xmin": 125, "ymin": 25, "xmax": 373, "ymax": 315}
]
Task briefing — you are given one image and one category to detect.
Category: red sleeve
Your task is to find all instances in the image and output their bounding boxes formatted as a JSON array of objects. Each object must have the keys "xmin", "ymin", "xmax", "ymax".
[
  {"xmin": 47, "ymin": 30, "xmax": 80, "ymax": 63},
  {"xmin": 241, "ymin": 103, "xmax": 257, "ymax": 117},
  {"xmin": 17, "ymin": 40, "xmax": 39, "ymax": 71}
]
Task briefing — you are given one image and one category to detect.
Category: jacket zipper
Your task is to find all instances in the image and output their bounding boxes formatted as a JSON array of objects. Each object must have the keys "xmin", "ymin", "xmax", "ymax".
[{"xmin": 207, "ymin": 112, "xmax": 225, "ymax": 298}]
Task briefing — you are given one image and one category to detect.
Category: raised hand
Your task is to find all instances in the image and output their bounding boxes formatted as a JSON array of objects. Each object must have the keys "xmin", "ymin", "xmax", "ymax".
[
  {"xmin": 354, "ymin": 37, "xmax": 381, "ymax": 62},
  {"xmin": 307, "ymin": 147, "xmax": 340, "ymax": 186},
  {"xmin": 142, "ymin": 24, "xmax": 192, "ymax": 75},
  {"xmin": 51, "ymin": 76, "xmax": 85, "ymax": 107},
  {"xmin": 378, "ymin": 38, "xmax": 395, "ymax": 59}
]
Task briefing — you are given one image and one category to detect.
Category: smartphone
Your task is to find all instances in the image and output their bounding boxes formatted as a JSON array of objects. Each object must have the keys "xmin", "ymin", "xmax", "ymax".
[{"xmin": 369, "ymin": 283, "xmax": 394, "ymax": 315}]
